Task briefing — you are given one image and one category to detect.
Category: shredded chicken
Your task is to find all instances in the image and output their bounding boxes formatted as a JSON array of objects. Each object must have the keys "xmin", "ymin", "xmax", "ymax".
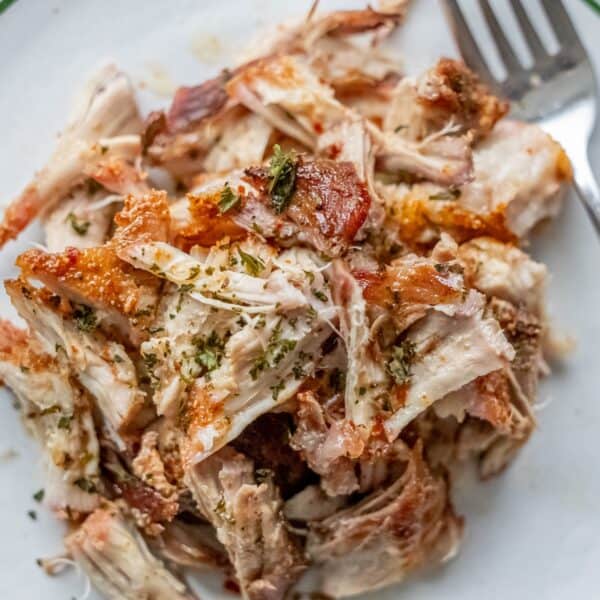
[{"xmin": 0, "ymin": 2, "xmax": 572, "ymax": 598}]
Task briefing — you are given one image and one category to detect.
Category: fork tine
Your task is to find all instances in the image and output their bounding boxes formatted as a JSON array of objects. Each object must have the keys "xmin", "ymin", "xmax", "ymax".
[
  {"xmin": 442, "ymin": 0, "xmax": 498, "ymax": 89},
  {"xmin": 540, "ymin": 0, "xmax": 584, "ymax": 51},
  {"xmin": 509, "ymin": 0, "xmax": 547, "ymax": 61},
  {"xmin": 478, "ymin": 0, "xmax": 522, "ymax": 73}
]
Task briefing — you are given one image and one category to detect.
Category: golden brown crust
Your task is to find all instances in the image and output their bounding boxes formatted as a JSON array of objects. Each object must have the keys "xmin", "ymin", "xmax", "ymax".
[
  {"xmin": 418, "ymin": 58, "xmax": 509, "ymax": 138},
  {"xmin": 173, "ymin": 190, "xmax": 247, "ymax": 251},
  {"xmin": 390, "ymin": 195, "xmax": 517, "ymax": 248},
  {"xmin": 17, "ymin": 246, "xmax": 156, "ymax": 320},
  {"xmin": 113, "ymin": 190, "xmax": 171, "ymax": 251}
]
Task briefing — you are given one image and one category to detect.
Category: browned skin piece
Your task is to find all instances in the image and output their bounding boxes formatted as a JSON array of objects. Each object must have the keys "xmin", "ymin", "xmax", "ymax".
[
  {"xmin": 354, "ymin": 261, "xmax": 463, "ymax": 309},
  {"xmin": 167, "ymin": 72, "xmax": 231, "ymax": 133},
  {"xmin": 0, "ymin": 186, "xmax": 40, "ymax": 249},
  {"xmin": 388, "ymin": 196, "xmax": 517, "ymax": 249},
  {"xmin": 172, "ymin": 156, "xmax": 372, "ymax": 255},
  {"xmin": 143, "ymin": 72, "xmax": 235, "ymax": 174},
  {"xmin": 463, "ymin": 370, "xmax": 513, "ymax": 432},
  {"xmin": 417, "ymin": 58, "xmax": 509, "ymax": 138},
  {"xmin": 112, "ymin": 190, "xmax": 171, "ymax": 251},
  {"xmin": 244, "ymin": 156, "xmax": 371, "ymax": 255},
  {"xmin": 16, "ymin": 191, "xmax": 170, "ymax": 346},
  {"xmin": 173, "ymin": 189, "xmax": 248, "ymax": 251}
]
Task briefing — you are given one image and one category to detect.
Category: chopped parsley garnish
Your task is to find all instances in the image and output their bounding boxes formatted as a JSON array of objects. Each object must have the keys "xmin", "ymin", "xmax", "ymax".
[
  {"xmin": 394, "ymin": 124, "xmax": 408, "ymax": 133},
  {"xmin": 250, "ymin": 321, "xmax": 297, "ymax": 380},
  {"xmin": 268, "ymin": 144, "xmax": 297, "ymax": 214},
  {"xmin": 66, "ymin": 212, "xmax": 90, "ymax": 236},
  {"xmin": 73, "ymin": 304, "xmax": 98, "ymax": 332},
  {"xmin": 255, "ymin": 468, "xmax": 272, "ymax": 484},
  {"xmin": 270, "ymin": 380, "xmax": 285, "ymax": 401},
  {"xmin": 428, "ymin": 189, "xmax": 461, "ymax": 202},
  {"xmin": 292, "ymin": 363, "xmax": 306, "ymax": 379},
  {"xmin": 186, "ymin": 265, "xmax": 201, "ymax": 281},
  {"xmin": 193, "ymin": 331, "xmax": 227, "ymax": 374},
  {"xmin": 312, "ymin": 288, "xmax": 328, "ymax": 302},
  {"xmin": 27, "ymin": 510, "xmax": 37, "ymax": 521},
  {"xmin": 303, "ymin": 270, "xmax": 315, "ymax": 284},
  {"xmin": 238, "ymin": 249, "xmax": 265, "ymax": 277},
  {"xmin": 387, "ymin": 340, "xmax": 417, "ymax": 385},
  {"xmin": 214, "ymin": 495, "xmax": 235, "ymax": 524},
  {"xmin": 219, "ymin": 182, "xmax": 240, "ymax": 214},
  {"xmin": 57, "ymin": 415, "xmax": 72, "ymax": 430},
  {"xmin": 74, "ymin": 478, "xmax": 97, "ymax": 494},
  {"xmin": 33, "ymin": 489, "xmax": 44, "ymax": 503},
  {"xmin": 142, "ymin": 352, "xmax": 158, "ymax": 372}
]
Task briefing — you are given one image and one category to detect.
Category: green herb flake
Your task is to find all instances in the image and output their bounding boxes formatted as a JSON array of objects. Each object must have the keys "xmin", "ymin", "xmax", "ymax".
[
  {"xmin": 238, "ymin": 249, "xmax": 265, "ymax": 277},
  {"xmin": 270, "ymin": 380, "xmax": 285, "ymax": 401},
  {"xmin": 292, "ymin": 363, "xmax": 306, "ymax": 379},
  {"xmin": 193, "ymin": 331, "xmax": 227, "ymax": 374},
  {"xmin": 250, "ymin": 321, "xmax": 297, "ymax": 380},
  {"xmin": 66, "ymin": 212, "xmax": 91, "ymax": 236},
  {"xmin": 73, "ymin": 304, "xmax": 98, "ymax": 332},
  {"xmin": 268, "ymin": 144, "xmax": 297, "ymax": 214},
  {"xmin": 33, "ymin": 489, "xmax": 45, "ymax": 503},
  {"xmin": 255, "ymin": 468, "xmax": 272, "ymax": 484},
  {"xmin": 27, "ymin": 510, "xmax": 37, "ymax": 521},
  {"xmin": 312, "ymin": 288, "xmax": 328, "ymax": 302},
  {"xmin": 387, "ymin": 340, "xmax": 417, "ymax": 385},
  {"xmin": 186, "ymin": 265, "xmax": 201, "ymax": 281},
  {"xmin": 57, "ymin": 415, "xmax": 72, "ymax": 430},
  {"xmin": 218, "ymin": 182, "xmax": 241, "ymax": 214},
  {"xmin": 74, "ymin": 478, "xmax": 97, "ymax": 494},
  {"xmin": 142, "ymin": 352, "xmax": 158, "ymax": 372}
]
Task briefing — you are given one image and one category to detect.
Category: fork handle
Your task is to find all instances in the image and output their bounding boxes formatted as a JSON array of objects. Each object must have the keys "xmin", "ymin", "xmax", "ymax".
[{"xmin": 572, "ymin": 150, "xmax": 600, "ymax": 235}]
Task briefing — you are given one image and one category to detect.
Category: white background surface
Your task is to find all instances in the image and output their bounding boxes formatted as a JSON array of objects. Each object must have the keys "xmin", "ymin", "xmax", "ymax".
[{"xmin": 0, "ymin": 1, "xmax": 599, "ymax": 598}]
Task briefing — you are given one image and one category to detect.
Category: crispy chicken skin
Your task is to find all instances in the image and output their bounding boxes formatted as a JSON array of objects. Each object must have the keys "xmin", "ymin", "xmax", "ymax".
[{"xmin": 0, "ymin": 1, "xmax": 572, "ymax": 598}]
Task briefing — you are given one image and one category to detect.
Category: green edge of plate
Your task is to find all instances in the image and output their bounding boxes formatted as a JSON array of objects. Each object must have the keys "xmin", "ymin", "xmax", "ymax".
[{"xmin": 0, "ymin": 0, "xmax": 17, "ymax": 15}]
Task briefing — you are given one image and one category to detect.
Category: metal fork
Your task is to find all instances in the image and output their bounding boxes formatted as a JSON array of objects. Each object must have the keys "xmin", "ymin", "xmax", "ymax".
[{"xmin": 443, "ymin": 0, "xmax": 600, "ymax": 234}]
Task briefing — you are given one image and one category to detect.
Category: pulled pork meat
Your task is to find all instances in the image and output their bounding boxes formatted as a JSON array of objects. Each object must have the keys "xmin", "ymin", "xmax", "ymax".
[
  {"xmin": 0, "ymin": 1, "xmax": 571, "ymax": 598},
  {"xmin": 186, "ymin": 448, "xmax": 307, "ymax": 599},
  {"xmin": 307, "ymin": 443, "xmax": 462, "ymax": 598}
]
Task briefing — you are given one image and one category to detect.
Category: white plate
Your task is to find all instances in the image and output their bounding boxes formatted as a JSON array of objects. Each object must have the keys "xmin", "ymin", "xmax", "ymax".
[{"xmin": 1, "ymin": 1, "xmax": 599, "ymax": 598}]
